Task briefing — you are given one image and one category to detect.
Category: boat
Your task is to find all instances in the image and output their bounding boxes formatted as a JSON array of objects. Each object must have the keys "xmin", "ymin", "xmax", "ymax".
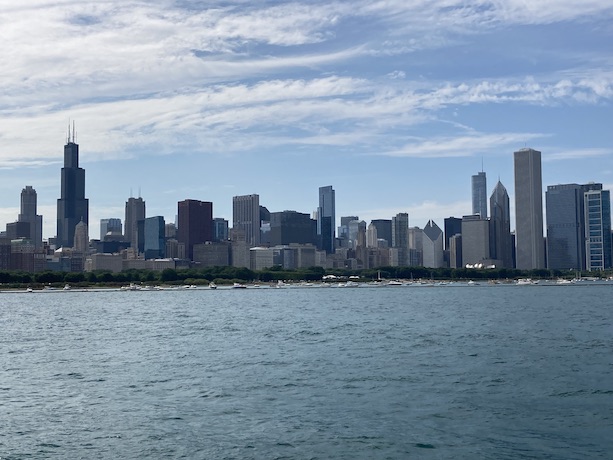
[
  {"xmin": 26, "ymin": 287, "xmax": 33, "ymax": 293},
  {"xmin": 467, "ymin": 280, "xmax": 480, "ymax": 286},
  {"xmin": 232, "ymin": 282, "xmax": 247, "ymax": 289},
  {"xmin": 516, "ymin": 278, "xmax": 537, "ymax": 285},
  {"xmin": 209, "ymin": 282, "xmax": 217, "ymax": 290},
  {"xmin": 63, "ymin": 284, "xmax": 71, "ymax": 290},
  {"xmin": 386, "ymin": 280, "xmax": 403, "ymax": 286}
]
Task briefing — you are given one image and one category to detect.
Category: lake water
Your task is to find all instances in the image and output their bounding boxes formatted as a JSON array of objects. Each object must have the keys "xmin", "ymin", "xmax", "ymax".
[{"xmin": 1, "ymin": 283, "xmax": 611, "ymax": 459}]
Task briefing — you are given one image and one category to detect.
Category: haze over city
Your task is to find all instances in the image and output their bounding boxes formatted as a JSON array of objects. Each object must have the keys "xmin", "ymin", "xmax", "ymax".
[{"xmin": 1, "ymin": 1, "xmax": 612, "ymax": 239}]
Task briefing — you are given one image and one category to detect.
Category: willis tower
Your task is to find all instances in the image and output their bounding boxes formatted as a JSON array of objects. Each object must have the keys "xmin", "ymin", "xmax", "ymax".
[{"xmin": 57, "ymin": 124, "xmax": 89, "ymax": 248}]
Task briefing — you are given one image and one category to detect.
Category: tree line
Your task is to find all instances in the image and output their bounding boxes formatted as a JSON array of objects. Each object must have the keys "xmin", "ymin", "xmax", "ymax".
[{"xmin": 0, "ymin": 265, "xmax": 601, "ymax": 288}]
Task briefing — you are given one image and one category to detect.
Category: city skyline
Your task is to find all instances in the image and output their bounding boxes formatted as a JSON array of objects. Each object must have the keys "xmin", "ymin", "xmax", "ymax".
[{"xmin": 0, "ymin": 1, "xmax": 612, "ymax": 238}]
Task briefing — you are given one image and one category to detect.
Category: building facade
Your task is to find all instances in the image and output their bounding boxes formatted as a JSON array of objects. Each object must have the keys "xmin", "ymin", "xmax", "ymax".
[
  {"xmin": 317, "ymin": 186, "xmax": 336, "ymax": 253},
  {"xmin": 584, "ymin": 189, "xmax": 612, "ymax": 271},
  {"xmin": 461, "ymin": 215, "xmax": 490, "ymax": 266},
  {"xmin": 546, "ymin": 183, "xmax": 603, "ymax": 271},
  {"xmin": 422, "ymin": 220, "xmax": 444, "ymax": 268},
  {"xmin": 232, "ymin": 194, "xmax": 260, "ymax": 247},
  {"xmin": 471, "ymin": 171, "xmax": 487, "ymax": 218},
  {"xmin": 489, "ymin": 181, "xmax": 513, "ymax": 268},
  {"xmin": 514, "ymin": 148, "xmax": 545, "ymax": 269},
  {"xmin": 124, "ymin": 197, "xmax": 145, "ymax": 249},
  {"xmin": 178, "ymin": 199, "xmax": 213, "ymax": 261},
  {"xmin": 144, "ymin": 216, "xmax": 166, "ymax": 260},
  {"xmin": 269, "ymin": 211, "xmax": 316, "ymax": 246},
  {"xmin": 18, "ymin": 186, "xmax": 43, "ymax": 248}
]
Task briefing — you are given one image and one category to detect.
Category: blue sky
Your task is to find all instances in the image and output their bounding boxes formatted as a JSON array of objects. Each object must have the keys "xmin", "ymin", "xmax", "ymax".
[{"xmin": 0, "ymin": 0, "xmax": 612, "ymax": 240}]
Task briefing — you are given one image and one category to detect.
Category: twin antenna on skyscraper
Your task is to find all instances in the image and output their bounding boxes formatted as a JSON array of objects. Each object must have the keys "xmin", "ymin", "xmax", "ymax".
[{"xmin": 66, "ymin": 120, "xmax": 77, "ymax": 144}]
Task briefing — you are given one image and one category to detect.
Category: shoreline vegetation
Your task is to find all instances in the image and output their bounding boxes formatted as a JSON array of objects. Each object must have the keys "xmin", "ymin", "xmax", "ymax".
[{"xmin": 1, "ymin": 266, "xmax": 611, "ymax": 291}]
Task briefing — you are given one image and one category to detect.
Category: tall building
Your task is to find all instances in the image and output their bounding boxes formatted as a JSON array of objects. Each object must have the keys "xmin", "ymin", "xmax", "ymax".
[
  {"xmin": 57, "ymin": 126, "xmax": 89, "ymax": 248},
  {"xmin": 422, "ymin": 220, "xmax": 444, "ymax": 268},
  {"xmin": 444, "ymin": 217, "xmax": 462, "ymax": 251},
  {"xmin": 213, "ymin": 218, "xmax": 229, "ymax": 242},
  {"xmin": 514, "ymin": 148, "xmax": 545, "ymax": 270},
  {"xmin": 100, "ymin": 218, "xmax": 122, "ymax": 240},
  {"xmin": 392, "ymin": 213, "xmax": 409, "ymax": 248},
  {"xmin": 73, "ymin": 219, "xmax": 89, "ymax": 253},
  {"xmin": 546, "ymin": 183, "xmax": 602, "ymax": 270},
  {"xmin": 317, "ymin": 186, "xmax": 335, "ymax": 253},
  {"xmin": 472, "ymin": 171, "xmax": 487, "ymax": 218},
  {"xmin": 18, "ymin": 186, "xmax": 43, "ymax": 248},
  {"xmin": 370, "ymin": 219, "xmax": 392, "ymax": 247},
  {"xmin": 178, "ymin": 199, "xmax": 213, "ymax": 261},
  {"xmin": 124, "ymin": 197, "xmax": 146, "ymax": 248},
  {"xmin": 461, "ymin": 215, "xmax": 490, "ymax": 266},
  {"xmin": 584, "ymin": 188, "xmax": 612, "ymax": 271},
  {"xmin": 269, "ymin": 211, "xmax": 316, "ymax": 246},
  {"xmin": 489, "ymin": 181, "xmax": 513, "ymax": 268},
  {"xmin": 232, "ymin": 194, "xmax": 260, "ymax": 247},
  {"xmin": 144, "ymin": 216, "xmax": 166, "ymax": 260}
]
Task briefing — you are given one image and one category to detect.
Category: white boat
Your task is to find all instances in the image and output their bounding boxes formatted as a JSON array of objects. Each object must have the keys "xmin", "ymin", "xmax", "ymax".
[
  {"xmin": 516, "ymin": 278, "xmax": 537, "ymax": 285},
  {"xmin": 63, "ymin": 284, "xmax": 71, "ymax": 290},
  {"xmin": 467, "ymin": 280, "xmax": 480, "ymax": 286},
  {"xmin": 209, "ymin": 282, "xmax": 217, "ymax": 289},
  {"xmin": 232, "ymin": 282, "xmax": 247, "ymax": 289}
]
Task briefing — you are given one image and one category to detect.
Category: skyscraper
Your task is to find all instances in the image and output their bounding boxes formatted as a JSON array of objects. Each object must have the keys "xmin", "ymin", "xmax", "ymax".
[
  {"xmin": 144, "ymin": 216, "xmax": 166, "ymax": 260},
  {"xmin": 178, "ymin": 199, "xmax": 213, "ymax": 261},
  {"xmin": 370, "ymin": 219, "xmax": 392, "ymax": 247},
  {"xmin": 57, "ymin": 126, "xmax": 89, "ymax": 248},
  {"xmin": 232, "ymin": 194, "xmax": 260, "ymax": 247},
  {"xmin": 125, "ymin": 197, "xmax": 146, "ymax": 249},
  {"xmin": 584, "ymin": 188, "xmax": 612, "ymax": 271},
  {"xmin": 73, "ymin": 219, "xmax": 89, "ymax": 253},
  {"xmin": 545, "ymin": 183, "xmax": 602, "ymax": 270},
  {"xmin": 18, "ymin": 185, "xmax": 43, "ymax": 248},
  {"xmin": 100, "ymin": 218, "xmax": 122, "ymax": 240},
  {"xmin": 489, "ymin": 181, "xmax": 513, "ymax": 268},
  {"xmin": 472, "ymin": 171, "xmax": 487, "ymax": 218},
  {"xmin": 317, "ymin": 186, "xmax": 335, "ymax": 253},
  {"xmin": 444, "ymin": 217, "xmax": 462, "ymax": 252},
  {"xmin": 514, "ymin": 148, "xmax": 545, "ymax": 270},
  {"xmin": 422, "ymin": 220, "xmax": 444, "ymax": 268},
  {"xmin": 392, "ymin": 213, "xmax": 409, "ymax": 248}
]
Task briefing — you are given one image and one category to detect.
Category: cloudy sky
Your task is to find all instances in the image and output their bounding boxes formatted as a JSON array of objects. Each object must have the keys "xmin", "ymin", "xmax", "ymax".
[{"xmin": 1, "ymin": 0, "xmax": 612, "ymax": 239}]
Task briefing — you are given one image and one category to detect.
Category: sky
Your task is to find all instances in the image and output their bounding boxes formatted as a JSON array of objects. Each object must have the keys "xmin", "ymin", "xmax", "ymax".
[{"xmin": 1, "ymin": 0, "xmax": 612, "ymax": 240}]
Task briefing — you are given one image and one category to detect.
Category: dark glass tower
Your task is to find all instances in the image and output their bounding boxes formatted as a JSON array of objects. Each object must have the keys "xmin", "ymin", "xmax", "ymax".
[
  {"xmin": 178, "ymin": 199, "xmax": 213, "ymax": 261},
  {"xmin": 317, "ymin": 186, "xmax": 335, "ymax": 253},
  {"xmin": 57, "ymin": 127, "xmax": 88, "ymax": 248}
]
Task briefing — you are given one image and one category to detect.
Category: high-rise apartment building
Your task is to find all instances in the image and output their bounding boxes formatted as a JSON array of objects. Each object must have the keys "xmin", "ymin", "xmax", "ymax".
[
  {"xmin": 514, "ymin": 148, "xmax": 545, "ymax": 269},
  {"xmin": 125, "ymin": 197, "xmax": 146, "ymax": 249},
  {"xmin": 18, "ymin": 186, "xmax": 43, "ymax": 248},
  {"xmin": 489, "ymin": 181, "xmax": 513, "ymax": 268},
  {"xmin": 472, "ymin": 171, "xmax": 487, "ymax": 218},
  {"xmin": 57, "ymin": 127, "xmax": 89, "ymax": 248},
  {"xmin": 584, "ymin": 188, "xmax": 612, "ymax": 271},
  {"xmin": 178, "ymin": 199, "xmax": 213, "ymax": 261},
  {"xmin": 232, "ymin": 194, "xmax": 260, "ymax": 247},
  {"xmin": 317, "ymin": 186, "xmax": 335, "ymax": 253},
  {"xmin": 546, "ymin": 183, "xmax": 602, "ymax": 270}
]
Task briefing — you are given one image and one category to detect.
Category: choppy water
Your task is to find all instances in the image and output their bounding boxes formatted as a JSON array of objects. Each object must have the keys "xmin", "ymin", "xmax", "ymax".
[{"xmin": 1, "ymin": 283, "xmax": 611, "ymax": 459}]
